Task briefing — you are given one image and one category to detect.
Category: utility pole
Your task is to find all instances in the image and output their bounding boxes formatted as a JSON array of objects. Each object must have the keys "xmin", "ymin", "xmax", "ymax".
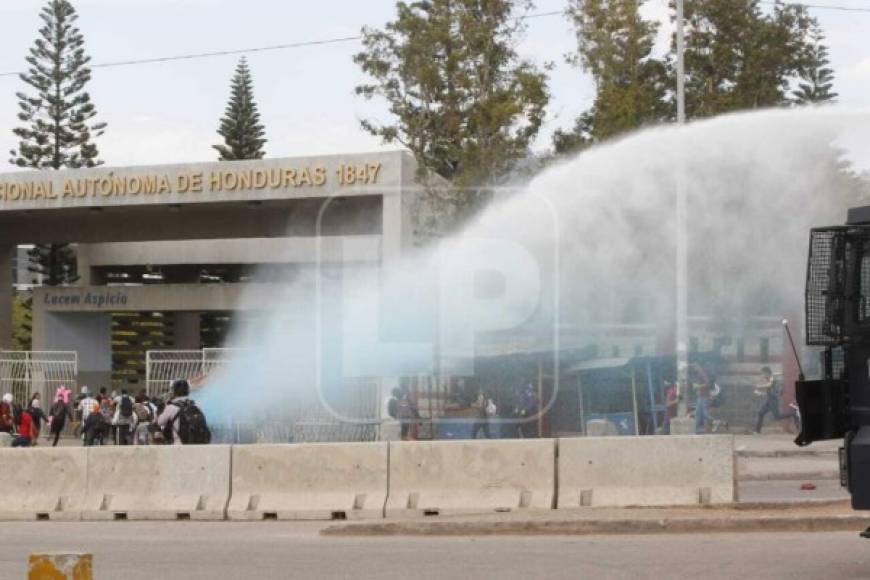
[{"xmin": 675, "ymin": 0, "xmax": 689, "ymax": 417}]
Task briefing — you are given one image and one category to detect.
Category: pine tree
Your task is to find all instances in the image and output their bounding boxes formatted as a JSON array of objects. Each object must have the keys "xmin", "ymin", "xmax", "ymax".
[
  {"xmin": 556, "ymin": 0, "xmax": 668, "ymax": 153},
  {"xmin": 10, "ymin": 0, "xmax": 104, "ymax": 287},
  {"xmin": 10, "ymin": 0, "xmax": 105, "ymax": 170},
  {"xmin": 677, "ymin": 0, "xmax": 819, "ymax": 118},
  {"xmin": 792, "ymin": 25, "xmax": 837, "ymax": 105},
  {"xmin": 355, "ymin": 0, "xmax": 549, "ymax": 229},
  {"xmin": 213, "ymin": 58, "xmax": 267, "ymax": 161}
]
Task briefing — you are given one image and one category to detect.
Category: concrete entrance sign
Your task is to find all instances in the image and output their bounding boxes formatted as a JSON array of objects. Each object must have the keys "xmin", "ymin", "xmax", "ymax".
[{"xmin": 0, "ymin": 152, "xmax": 422, "ymax": 391}]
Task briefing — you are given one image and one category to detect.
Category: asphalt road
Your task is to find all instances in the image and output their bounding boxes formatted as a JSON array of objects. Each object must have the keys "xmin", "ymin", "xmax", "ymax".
[{"xmin": 2, "ymin": 522, "xmax": 870, "ymax": 580}]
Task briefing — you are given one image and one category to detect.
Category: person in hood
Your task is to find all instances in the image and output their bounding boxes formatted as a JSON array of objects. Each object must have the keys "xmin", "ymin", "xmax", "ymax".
[
  {"xmin": 28, "ymin": 393, "xmax": 46, "ymax": 434},
  {"xmin": 48, "ymin": 392, "xmax": 73, "ymax": 447}
]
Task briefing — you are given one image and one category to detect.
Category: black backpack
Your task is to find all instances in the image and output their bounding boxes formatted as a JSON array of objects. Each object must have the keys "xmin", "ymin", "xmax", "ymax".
[
  {"xmin": 173, "ymin": 400, "xmax": 211, "ymax": 444},
  {"xmin": 119, "ymin": 395, "xmax": 134, "ymax": 418}
]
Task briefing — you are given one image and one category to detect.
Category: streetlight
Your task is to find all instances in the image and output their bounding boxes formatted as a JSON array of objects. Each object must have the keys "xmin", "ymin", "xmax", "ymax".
[{"xmin": 675, "ymin": 0, "xmax": 689, "ymax": 418}]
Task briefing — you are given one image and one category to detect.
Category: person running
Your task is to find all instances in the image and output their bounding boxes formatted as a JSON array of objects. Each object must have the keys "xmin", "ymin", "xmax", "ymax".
[
  {"xmin": 157, "ymin": 379, "xmax": 211, "ymax": 445},
  {"xmin": 754, "ymin": 366, "xmax": 798, "ymax": 434},
  {"xmin": 48, "ymin": 392, "xmax": 73, "ymax": 447}
]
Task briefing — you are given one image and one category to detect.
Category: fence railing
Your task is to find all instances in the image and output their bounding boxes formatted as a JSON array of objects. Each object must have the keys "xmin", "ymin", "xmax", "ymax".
[
  {"xmin": 145, "ymin": 348, "xmax": 383, "ymax": 443},
  {"xmin": 145, "ymin": 348, "xmax": 242, "ymax": 398},
  {"xmin": 0, "ymin": 351, "xmax": 78, "ymax": 406}
]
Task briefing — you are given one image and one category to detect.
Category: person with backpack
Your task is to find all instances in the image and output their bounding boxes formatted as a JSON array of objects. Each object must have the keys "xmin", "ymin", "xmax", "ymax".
[
  {"xmin": 132, "ymin": 393, "xmax": 153, "ymax": 445},
  {"xmin": 48, "ymin": 392, "xmax": 73, "ymax": 447},
  {"xmin": 157, "ymin": 379, "xmax": 211, "ymax": 445},
  {"xmin": 82, "ymin": 401, "xmax": 108, "ymax": 446},
  {"xmin": 754, "ymin": 366, "xmax": 798, "ymax": 434},
  {"xmin": 112, "ymin": 390, "xmax": 137, "ymax": 445}
]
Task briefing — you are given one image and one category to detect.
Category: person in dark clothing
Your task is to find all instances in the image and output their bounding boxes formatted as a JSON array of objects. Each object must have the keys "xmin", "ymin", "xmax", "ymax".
[
  {"xmin": 82, "ymin": 402, "xmax": 108, "ymax": 446},
  {"xmin": 396, "ymin": 388, "xmax": 415, "ymax": 441},
  {"xmin": 28, "ymin": 393, "xmax": 47, "ymax": 435},
  {"xmin": 516, "ymin": 384, "xmax": 539, "ymax": 438},
  {"xmin": 754, "ymin": 366, "xmax": 798, "ymax": 433},
  {"xmin": 48, "ymin": 394, "xmax": 73, "ymax": 447}
]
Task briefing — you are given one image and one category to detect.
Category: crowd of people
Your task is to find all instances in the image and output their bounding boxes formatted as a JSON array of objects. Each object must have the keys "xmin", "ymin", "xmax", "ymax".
[
  {"xmin": 0, "ymin": 378, "xmax": 210, "ymax": 448},
  {"xmin": 386, "ymin": 382, "xmax": 540, "ymax": 440},
  {"xmin": 661, "ymin": 364, "xmax": 800, "ymax": 435}
]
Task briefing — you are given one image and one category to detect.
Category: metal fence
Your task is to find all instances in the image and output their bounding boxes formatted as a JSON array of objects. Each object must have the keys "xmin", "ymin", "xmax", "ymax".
[
  {"xmin": 145, "ymin": 348, "xmax": 241, "ymax": 398},
  {"xmin": 146, "ymin": 348, "xmax": 382, "ymax": 443},
  {"xmin": 0, "ymin": 351, "xmax": 78, "ymax": 406}
]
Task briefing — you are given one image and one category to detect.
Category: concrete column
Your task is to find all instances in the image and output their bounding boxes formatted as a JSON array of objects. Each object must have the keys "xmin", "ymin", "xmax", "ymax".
[
  {"xmin": 0, "ymin": 245, "xmax": 13, "ymax": 350},
  {"xmin": 75, "ymin": 244, "xmax": 91, "ymax": 286},
  {"xmin": 174, "ymin": 312, "xmax": 201, "ymax": 350},
  {"xmin": 381, "ymin": 193, "xmax": 404, "ymax": 265},
  {"xmin": 33, "ymin": 312, "xmax": 113, "ymax": 388}
]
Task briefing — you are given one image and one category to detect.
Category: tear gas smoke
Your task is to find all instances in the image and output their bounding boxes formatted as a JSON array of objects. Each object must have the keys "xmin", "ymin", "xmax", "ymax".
[{"xmin": 198, "ymin": 107, "xmax": 870, "ymax": 430}]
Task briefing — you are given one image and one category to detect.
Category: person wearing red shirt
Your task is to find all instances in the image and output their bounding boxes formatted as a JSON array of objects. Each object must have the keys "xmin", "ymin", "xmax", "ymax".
[{"xmin": 12, "ymin": 409, "xmax": 37, "ymax": 447}]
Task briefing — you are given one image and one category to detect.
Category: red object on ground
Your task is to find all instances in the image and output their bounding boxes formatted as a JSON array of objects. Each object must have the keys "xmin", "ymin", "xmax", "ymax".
[{"xmin": 800, "ymin": 482, "xmax": 817, "ymax": 491}]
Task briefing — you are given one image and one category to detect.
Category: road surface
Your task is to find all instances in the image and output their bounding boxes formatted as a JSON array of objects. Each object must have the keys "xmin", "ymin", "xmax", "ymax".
[{"xmin": 2, "ymin": 522, "xmax": 869, "ymax": 579}]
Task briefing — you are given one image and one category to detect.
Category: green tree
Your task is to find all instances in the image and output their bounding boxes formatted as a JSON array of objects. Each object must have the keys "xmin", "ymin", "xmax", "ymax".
[
  {"xmin": 214, "ymin": 57, "xmax": 267, "ymax": 161},
  {"xmin": 27, "ymin": 244, "xmax": 77, "ymax": 286},
  {"xmin": 354, "ymin": 0, "xmax": 550, "ymax": 228},
  {"xmin": 10, "ymin": 0, "xmax": 106, "ymax": 286},
  {"xmin": 678, "ymin": 0, "xmax": 817, "ymax": 118},
  {"xmin": 12, "ymin": 293, "xmax": 32, "ymax": 352},
  {"xmin": 555, "ymin": 0, "xmax": 668, "ymax": 153},
  {"xmin": 792, "ymin": 25, "xmax": 837, "ymax": 105}
]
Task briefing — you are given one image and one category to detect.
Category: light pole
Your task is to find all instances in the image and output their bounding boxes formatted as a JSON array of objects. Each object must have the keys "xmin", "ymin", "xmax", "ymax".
[{"xmin": 675, "ymin": 0, "xmax": 689, "ymax": 417}]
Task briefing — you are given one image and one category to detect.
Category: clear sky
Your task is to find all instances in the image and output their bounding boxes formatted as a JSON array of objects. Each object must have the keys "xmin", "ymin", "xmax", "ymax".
[{"xmin": 0, "ymin": 0, "xmax": 867, "ymax": 168}]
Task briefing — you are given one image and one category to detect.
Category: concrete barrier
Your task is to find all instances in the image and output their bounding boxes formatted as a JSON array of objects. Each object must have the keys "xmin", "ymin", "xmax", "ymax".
[
  {"xmin": 557, "ymin": 435, "xmax": 735, "ymax": 508},
  {"xmin": 386, "ymin": 439, "xmax": 555, "ymax": 517},
  {"xmin": 82, "ymin": 445, "xmax": 230, "ymax": 520},
  {"xmin": 228, "ymin": 442, "xmax": 388, "ymax": 520},
  {"xmin": 0, "ymin": 447, "xmax": 87, "ymax": 521}
]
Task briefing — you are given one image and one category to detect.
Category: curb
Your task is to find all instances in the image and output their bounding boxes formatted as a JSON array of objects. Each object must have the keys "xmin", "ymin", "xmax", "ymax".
[{"xmin": 321, "ymin": 514, "xmax": 870, "ymax": 537}]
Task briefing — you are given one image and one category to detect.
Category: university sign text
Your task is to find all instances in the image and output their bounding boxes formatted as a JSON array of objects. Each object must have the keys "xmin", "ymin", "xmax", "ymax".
[{"xmin": 0, "ymin": 161, "xmax": 383, "ymax": 204}]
